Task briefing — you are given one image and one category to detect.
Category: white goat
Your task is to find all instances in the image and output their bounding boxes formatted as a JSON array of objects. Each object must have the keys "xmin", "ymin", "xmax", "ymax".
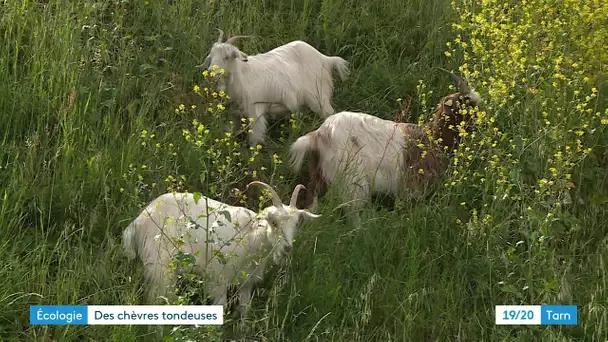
[
  {"xmin": 122, "ymin": 181, "xmax": 321, "ymax": 318},
  {"xmin": 288, "ymin": 71, "xmax": 482, "ymax": 214},
  {"xmin": 199, "ymin": 29, "xmax": 350, "ymax": 146}
]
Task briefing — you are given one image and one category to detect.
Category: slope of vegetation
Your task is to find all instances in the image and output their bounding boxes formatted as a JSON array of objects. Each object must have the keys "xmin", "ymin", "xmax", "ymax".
[{"xmin": 0, "ymin": 0, "xmax": 606, "ymax": 341}]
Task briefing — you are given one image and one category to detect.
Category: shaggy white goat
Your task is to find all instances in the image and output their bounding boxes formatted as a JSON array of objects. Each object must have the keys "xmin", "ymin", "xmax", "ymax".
[
  {"xmin": 198, "ymin": 29, "xmax": 350, "ymax": 146},
  {"xmin": 122, "ymin": 181, "xmax": 321, "ymax": 317},
  {"xmin": 288, "ymin": 71, "xmax": 482, "ymax": 213}
]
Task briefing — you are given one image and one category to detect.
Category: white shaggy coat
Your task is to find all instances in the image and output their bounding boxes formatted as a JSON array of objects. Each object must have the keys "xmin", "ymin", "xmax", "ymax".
[
  {"xmin": 122, "ymin": 182, "xmax": 320, "ymax": 318},
  {"xmin": 288, "ymin": 75, "xmax": 482, "ymax": 213},
  {"xmin": 289, "ymin": 111, "xmax": 416, "ymax": 211},
  {"xmin": 205, "ymin": 34, "xmax": 349, "ymax": 146}
]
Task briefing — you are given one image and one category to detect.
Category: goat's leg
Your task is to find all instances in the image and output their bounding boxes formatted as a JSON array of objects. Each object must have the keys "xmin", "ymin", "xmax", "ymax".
[
  {"xmin": 338, "ymin": 173, "xmax": 370, "ymax": 211},
  {"xmin": 248, "ymin": 107, "xmax": 268, "ymax": 146},
  {"xmin": 209, "ymin": 284, "xmax": 228, "ymax": 306},
  {"xmin": 224, "ymin": 108, "xmax": 241, "ymax": 133},
  {"xmin": 342, "ymin": 180, "xmax": 369, "ymax": 228},
  {"xmin": 318, "ymin": 94, "xmax": 336, "ymax": 118},
  {"xmin": 309, "ymin": 194, "xmax": 319, "ymax": 212},
  {"xmin": 351, "ymin": 183, "xmax": 370, "ymax": 211},
  {"xmin": 144, "ymin": 265, "xmax": 173, "ymax": 304},
  {"xmin": 300, "ymin": 179, "xmax": 321, "ymax": 211},
  {"xmin": 307, "ymin": 96, "xmax": 335, "ymax": 119},
  {"xmin": 236, "ymin": 286, "xmax": 253, "ymax": 319},
  {"xmin": 207, "ymin": 283, "xmax": 229, "ymax": 317}
]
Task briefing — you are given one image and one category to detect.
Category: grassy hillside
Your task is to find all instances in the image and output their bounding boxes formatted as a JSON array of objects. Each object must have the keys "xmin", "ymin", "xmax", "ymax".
[{"xmin": 1, "ymin": 0, "xmax": 606, "ymax": 341}]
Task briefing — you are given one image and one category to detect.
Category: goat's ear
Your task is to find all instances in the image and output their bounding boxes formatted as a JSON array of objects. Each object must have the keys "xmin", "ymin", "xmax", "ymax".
[
  {"xmin": 240, "ymin": 52, "xmax": 249, "ymax": 62},
  {"xmin": 229, "ymin": 47, "xmax": 242, "ymax": 60},
  {"xmin": 266, "ymin": 211, "xmax": 278, "ymax": 226},
  {"xmin": 299, "ymin": 210, "xmax": 321, "ymax": 221}
]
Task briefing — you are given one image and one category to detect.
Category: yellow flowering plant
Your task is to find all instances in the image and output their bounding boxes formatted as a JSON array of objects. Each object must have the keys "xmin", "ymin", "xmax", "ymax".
[{"xmin": 439, "ymin": 0, "xmax": 608, "ymax": 306}]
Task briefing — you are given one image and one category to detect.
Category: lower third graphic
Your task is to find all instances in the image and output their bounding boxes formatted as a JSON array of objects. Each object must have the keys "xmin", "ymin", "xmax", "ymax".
[{"xmin": 495, "ymin": 305, "xmax": 577, "ymax": 325}]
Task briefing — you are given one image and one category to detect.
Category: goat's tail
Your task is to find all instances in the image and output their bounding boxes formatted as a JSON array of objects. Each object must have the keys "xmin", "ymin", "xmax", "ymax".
[
  {"xmin": 289, "ymin": 133, "xmax": 317, "ymax": 172},
  {"xmin": 329, "ymin": 56, "xmax": 350, "ymax": 82},
  {"xmin": 122, "ymin": 220, "xmax": 138, "ymax": 261}
]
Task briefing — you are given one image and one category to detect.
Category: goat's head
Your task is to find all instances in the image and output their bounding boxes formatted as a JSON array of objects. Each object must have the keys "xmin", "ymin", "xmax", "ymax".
[
  {"xmin": 431, "ymin": 68, "xmax": 483, "ymax": 153},
  {"xmin": 198, "ymin": 29, "xmax": 252, "ymax": 78},
  {"xmin": 246, "ymin": 181, "xmax": 321, "ymax": 264}
]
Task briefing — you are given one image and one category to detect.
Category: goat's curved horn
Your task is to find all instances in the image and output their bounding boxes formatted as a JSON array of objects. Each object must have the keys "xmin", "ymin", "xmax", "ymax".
[
  {"xmin": 246, "ymin": 181, "xmax": 283, "ymax": 207},
  {"xmin": 437, "ymin": 67, "xmax": 471, "ymax": 94},
  {"xmin": 216, "ymin": 28, "xmax": 225, "ymax": 43},
  {"xmin": 289, "ymin": 184, "xmax": 306, "ymax": 207},
  {"xmin": 225, "ymin": 35, "xmax": 254, "ymax": 45}
]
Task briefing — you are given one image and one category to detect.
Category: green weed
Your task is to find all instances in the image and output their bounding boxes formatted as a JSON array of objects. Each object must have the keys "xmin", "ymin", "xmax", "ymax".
[{"xmin": 0, "ymin": 0, "xmax": 606, "ymax": 341}]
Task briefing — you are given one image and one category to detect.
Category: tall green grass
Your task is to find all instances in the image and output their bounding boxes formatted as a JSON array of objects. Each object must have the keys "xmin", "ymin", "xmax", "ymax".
[{"xmin": 0, "ymin": 0, "xmax": 606, "ymax": 341}]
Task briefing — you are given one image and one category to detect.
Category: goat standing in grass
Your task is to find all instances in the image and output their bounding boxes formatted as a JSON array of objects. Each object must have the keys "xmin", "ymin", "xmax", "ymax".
[
  {"xmin": 122, "ymin": 181, "xmax": 321, "ymax": 318},
  {"xmin": 199, "ymin": 29, "xmax": 350, "ymax": 146},
  {"xmin": 288, "ymin": 70, "xmax": 482, "ymax": 215}
]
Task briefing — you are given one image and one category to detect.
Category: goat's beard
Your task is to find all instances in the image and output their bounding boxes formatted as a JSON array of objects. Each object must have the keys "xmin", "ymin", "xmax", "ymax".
[
  {"xmin": 272, "ymin": 252, "xmax": 282, "ymax": 265},
  {"xmin": 272, "ymin": 245, "xmax": 288, "ymax": 265}
]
